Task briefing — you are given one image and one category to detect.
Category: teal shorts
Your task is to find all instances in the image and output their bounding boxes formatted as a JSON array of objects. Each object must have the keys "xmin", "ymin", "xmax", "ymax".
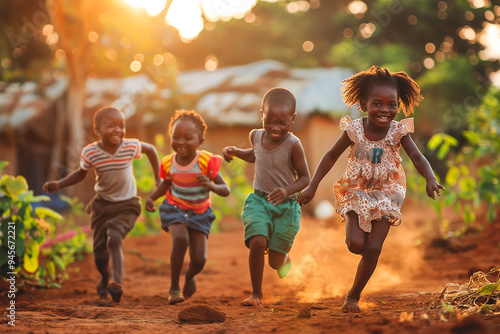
[{"xmin": 241, "ymin": 190, "xmax": 301, "ymax": 254}]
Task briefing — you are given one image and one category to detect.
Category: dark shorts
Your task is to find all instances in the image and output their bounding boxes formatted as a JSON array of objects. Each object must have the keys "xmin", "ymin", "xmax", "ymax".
[
  {"xmin": 90, "ymin": 196, "xmax": 141, "ymax": 261},
  {"xmin": 241, "ymin": 190, "xmax": 301, "ymax": 254},
  {"xmin": 159, "ymin": 200, "xmax": 216, "ymax": 237}
]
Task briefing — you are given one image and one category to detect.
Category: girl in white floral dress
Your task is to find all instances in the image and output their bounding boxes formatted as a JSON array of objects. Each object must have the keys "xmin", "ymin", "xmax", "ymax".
[{"xmin": 298, "ymin": 66, "xmax": 444, "ymax": 313}]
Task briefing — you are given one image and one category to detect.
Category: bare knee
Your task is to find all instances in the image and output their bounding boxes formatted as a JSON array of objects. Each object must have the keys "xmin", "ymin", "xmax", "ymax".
[
  {"xmin": 363, "ymin": 243, "xmax": 383, "ymax": 259},
  {"xmin": 345, "ymin": 238, "xmax": 364, "ymax": 255},
  {"xmin": 107, "ymin": 236, "xmax": 122, "ymax": 250},
  {"xmin": 248, "ymin": 235, "xmax": 267, "ymax": 252},
  {"xmin": 268, "ymin": 254, "xmax": 286, "ymax": 270},
  {"xmin": 190, "ymin": 256, "xmax": 206, "ymax": 272},
  {"xmin": 172, "ymin": 233, "xmax": 189, "ymax": 249}
]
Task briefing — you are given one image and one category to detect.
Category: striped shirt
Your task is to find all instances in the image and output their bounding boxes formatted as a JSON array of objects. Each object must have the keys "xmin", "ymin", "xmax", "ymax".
[
  {"xmin": 80, "ymin": 139, "xmax": 142, "ymax": 201},
  {"xmin": 160, "ymin": 151, "xmax": 212, "ymax": 213}
]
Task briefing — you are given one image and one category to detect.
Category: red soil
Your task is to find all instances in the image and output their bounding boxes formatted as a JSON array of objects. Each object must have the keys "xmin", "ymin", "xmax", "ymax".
[{"xmin": 1, "ymin": 205, "xmax": 499, "ymax": 333}]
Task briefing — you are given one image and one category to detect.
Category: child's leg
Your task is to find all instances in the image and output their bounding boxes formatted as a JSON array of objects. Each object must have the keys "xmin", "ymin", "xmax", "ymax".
[
  {"xmin": 94, "ymin": 257, "xmax": 110, "ymax": 299},
  {"xmin": 242, "ymin": 235, "xmax": 267, "ymax": 306},
  {"xmin": 183, "ymin": 229, "xmax": 207, "ymax": 299},
  {"xmin": 268, "ymin": 250, "xmax": 291, "ymax": 278},
  {"xmin": 107, "ymin": 236, "xmax": 124, "ymax": 284},
  {"xmin": 168, "ymin": 223, "xmax": 189, "ymax": 294},
  {"xmin": 343, "ymin": 211, "xmax": 391, "ymax": 313}
]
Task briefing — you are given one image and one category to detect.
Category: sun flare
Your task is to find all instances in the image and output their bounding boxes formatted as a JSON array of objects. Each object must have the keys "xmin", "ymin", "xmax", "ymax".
[
  {"xmin": 123, "ymin": 0, "xmax": 166, "ymax": 16},
  {"xmin": 123, "ymin": 0, "xmax": 257, "ymax": 40}
]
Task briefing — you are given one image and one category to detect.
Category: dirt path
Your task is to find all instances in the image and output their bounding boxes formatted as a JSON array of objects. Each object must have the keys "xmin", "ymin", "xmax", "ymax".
[{"xmin": 1, "ymin": 206, "xmax": 500, "ymax": 333}]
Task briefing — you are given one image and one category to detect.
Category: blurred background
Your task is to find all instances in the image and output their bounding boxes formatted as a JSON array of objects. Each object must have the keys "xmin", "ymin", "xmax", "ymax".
[{"xmin": 1, "ymin": 0, "xmax": 499, "ymax": 222}]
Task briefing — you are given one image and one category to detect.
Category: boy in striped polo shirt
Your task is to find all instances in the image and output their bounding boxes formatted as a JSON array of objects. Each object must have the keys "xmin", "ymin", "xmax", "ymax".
[
  {"xmin": 146, "ymin": 109, "xmax": 230, "ymax": 304},
  {"xmin": 43, "ymin": 106, "xmax": 160, "ymax": 303}
]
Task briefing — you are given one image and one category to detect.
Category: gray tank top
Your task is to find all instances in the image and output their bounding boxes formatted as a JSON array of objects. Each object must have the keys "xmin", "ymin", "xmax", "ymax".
[{"xmin": 253, "ymin": 129, "xmax": 299, "ymax": 195}]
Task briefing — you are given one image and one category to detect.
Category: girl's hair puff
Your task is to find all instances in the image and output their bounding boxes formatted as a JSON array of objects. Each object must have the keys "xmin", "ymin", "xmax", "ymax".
[
  {"xmin": 341, "ymin": 65, "xmax": 423, "ymax": 116},
  {"xmin": 168, "ymin": 109, "xmax": 207, "ymax": 139}
]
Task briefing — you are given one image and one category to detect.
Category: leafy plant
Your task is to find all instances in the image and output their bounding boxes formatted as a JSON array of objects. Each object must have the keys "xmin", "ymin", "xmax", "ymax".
[
  {"xmin": 436, "ymin": 266, "xmax": 500, "ymax": 316},
  {"xmin": 423, "ymin": 87, "xmax": 500, "ymax": 236},
  {"xmin": 0, "ymin": 162, "xmax": 90, "ymax": 287}
]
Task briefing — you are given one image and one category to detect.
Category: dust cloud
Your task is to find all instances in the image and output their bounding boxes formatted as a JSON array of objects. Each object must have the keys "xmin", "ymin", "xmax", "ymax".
[{"xmin": 281, "ymin": 212, "xmax": 425, "ymax": 303}]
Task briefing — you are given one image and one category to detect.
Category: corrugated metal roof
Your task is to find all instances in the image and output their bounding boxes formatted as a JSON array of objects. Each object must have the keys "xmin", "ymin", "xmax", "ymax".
[
  {"xmin": 0, "ymin": 60, "xmax": 356, "ymax": 131},
  {"xmin": 177, "ymin": 60, "xmax": 355, "ymax": 125}
]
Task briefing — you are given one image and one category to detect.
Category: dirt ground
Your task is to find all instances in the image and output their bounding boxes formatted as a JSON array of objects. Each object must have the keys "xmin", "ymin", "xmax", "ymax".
[{"xmin": 1, "ymin": 203, "xmax": 500, "ymax": 333}]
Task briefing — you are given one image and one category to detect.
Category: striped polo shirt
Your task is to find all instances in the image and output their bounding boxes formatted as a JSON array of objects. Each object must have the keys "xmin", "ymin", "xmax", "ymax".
[
  {"xmin": 160, "ymin": 151, "xmax": 212, "ymax": 213},
  {"xmin": 80, "ymin": 139, "xmax": 142, "ymax": 201}
]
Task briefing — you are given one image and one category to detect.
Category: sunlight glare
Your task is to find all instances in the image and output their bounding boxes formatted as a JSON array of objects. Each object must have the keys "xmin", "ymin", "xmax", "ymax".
[
  {"xmin": 202, "ymin": 0, "xmax": 257, "ymax": 22},
  {"xmin": 123, "ymin": 0, "xmax": 166, "ymax": 16},
  {"xmin": 165, "ymin": 0, "xmax": 204, "ymax": 40}
]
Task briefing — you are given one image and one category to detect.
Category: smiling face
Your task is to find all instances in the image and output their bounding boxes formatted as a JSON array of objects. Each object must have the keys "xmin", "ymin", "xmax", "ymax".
[
  {"xmin": 261, "ymin": 102, "xmax": 296, "ymax": 142},
  {"xmin": 360, "ymin": 84, "xmax": 399, "ymax": 128},
  {"xmin": 94, "ymin": 109, "xmax": 125, "ymax": 149},
  {"xmin": 170, "ymin": 119, "xmax": 204, "ymax": 163}
]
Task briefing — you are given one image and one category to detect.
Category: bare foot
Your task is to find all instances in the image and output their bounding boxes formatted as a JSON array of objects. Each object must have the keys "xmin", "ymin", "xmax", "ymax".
[
  {"xmin": 96, "ymin": 278, "xmax": 108, "ymax": 301},
  {"xmin": 183, "ymin": 277, "xmax": 196, "ymax": 299},
  {"xmin": 107, "ymin": 281, "xmax": 123, "ymax": 303},
  {"xmin": 241, "ymin": 295, "xmax": 262, "ymax": 306},
  {"xmin": 342, "ymin": 296, "xmax": 361, "ymax": 313}
]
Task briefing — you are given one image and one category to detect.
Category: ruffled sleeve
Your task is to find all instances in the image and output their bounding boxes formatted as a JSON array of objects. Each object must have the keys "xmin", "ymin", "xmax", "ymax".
[
  {"xmin": 392, "ymin": 118, "xmax": 414, "ymax": 144},
  {"xmin": 339, "ymin": 115, "xmax": 357, "ymax": 142}
]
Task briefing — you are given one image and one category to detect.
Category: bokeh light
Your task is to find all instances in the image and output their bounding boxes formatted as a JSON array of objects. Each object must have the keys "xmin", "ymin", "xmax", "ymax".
[
  {"xmin": 204, "ymin": 55, "xmax": 218, "ymax": 71},
  {"xmin": 130, "ymin": 60, "xmax": 142, "ymax": 72},
  {"xmin": 302, "ymin": 41, "xmax": 314, "ymax": 52}
]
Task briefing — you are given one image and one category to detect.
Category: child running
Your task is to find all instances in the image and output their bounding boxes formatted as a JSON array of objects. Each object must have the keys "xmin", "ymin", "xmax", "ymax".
[
  {"xmin": 146, "ymin": 109, "xmax": 230, "ymax": 304},
  {"xmin": 297, "ymin": 66, "xmax": 445, "ymax": 313},
  {"xmin": 223, "ymin": 87, "xmax": 310, "ymax": 306},
  {"xmin": 43, "ymin": 106, "xmax": 160, "ymax": 303}
]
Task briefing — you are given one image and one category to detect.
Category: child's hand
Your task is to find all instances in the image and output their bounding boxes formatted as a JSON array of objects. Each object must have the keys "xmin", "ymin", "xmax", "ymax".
[
  {"xmin": 43, "ymin": 181, "xmax": 59, "ymax": 194},
  {"xmin": 268, "ymin": 187, "xmax": 287, "ymax": 206},
  {"xmin": 223, "ymin": 146, "xmax": 237, "ymax": 162},
  {"xmin": 197, "ymin": 174, "xmax": 213, "ymax": 191},
  {"xmin": 426, "ymin": 178, "xmax": 445, "ymax": 200},
  {"xmin": 145, "ymin": 197, "xmax": 156, "ymax": 212},
  {"xmin": 297, "ymin": 185, "xmax": 316, "ymax": 206}
]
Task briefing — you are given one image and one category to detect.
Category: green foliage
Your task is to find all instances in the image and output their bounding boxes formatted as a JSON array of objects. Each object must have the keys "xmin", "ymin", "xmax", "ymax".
[
  {"xmin": 0, "ymin": 162, "xmax": 90, "ymax": 287},
  {"xmin": 425, "ymin": 87, "xmax": 500, "ymax": 236}
]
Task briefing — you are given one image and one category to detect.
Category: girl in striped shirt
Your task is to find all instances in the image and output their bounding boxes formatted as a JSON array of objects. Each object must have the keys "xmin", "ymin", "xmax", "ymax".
[{"xmin": 146, "ymin": 110, "xmax": 230, "ymax": 304}]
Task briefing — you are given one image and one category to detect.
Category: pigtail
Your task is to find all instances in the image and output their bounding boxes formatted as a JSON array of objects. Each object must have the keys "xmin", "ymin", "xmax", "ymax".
[
  {"xmin": 341, "ymin": 71, "xmax": 372, "ymax": 108},
  {"xmin": 394, "ymin": 72, "xmax": 423, "ymax": 116}
]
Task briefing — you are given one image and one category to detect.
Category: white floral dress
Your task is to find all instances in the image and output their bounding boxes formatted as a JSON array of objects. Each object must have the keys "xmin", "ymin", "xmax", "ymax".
[{"xmin": 333, "ymin": 116, "xmax": 414, "ymax": 232}]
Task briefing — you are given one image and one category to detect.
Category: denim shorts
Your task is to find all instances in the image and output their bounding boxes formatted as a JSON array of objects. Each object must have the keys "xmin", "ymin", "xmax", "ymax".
[
  {"xmin": 241, "ymin": 190, "xmax": 301, "ymax": 254},
  {"xmin": 159, "ymin": 200, "xmax": 216, "ymax": 237}
]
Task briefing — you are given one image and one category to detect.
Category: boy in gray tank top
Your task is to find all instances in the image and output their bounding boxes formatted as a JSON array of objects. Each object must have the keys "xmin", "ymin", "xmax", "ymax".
[{"xmin": 223, "ymin": 88, "xmax": 310, "ymax": 306}]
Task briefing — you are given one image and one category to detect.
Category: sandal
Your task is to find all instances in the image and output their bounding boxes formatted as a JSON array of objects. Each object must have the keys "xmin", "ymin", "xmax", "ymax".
[
  {"xmin": 108, "ymin": 281, "xmax": 123, "ymax": 303},
  {"xmin": 168, "ymin": 290, "xmax": 185, "ymax": 305}
]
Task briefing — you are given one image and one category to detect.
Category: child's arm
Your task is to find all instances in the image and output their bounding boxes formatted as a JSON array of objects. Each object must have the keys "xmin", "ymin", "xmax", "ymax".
[
  {"xmin": 223, "ymin": 147, "xmax": 255, "ymax": 163},
  {"xmin": 43, "ymin": 168, "xmax": 88, "ymax": 194},
  {"xmin": 141, "ymin": 142, "xmax": 161, "ymax": 185},
  {"xmin": 223, "ymin": 130, "xmax": 256, "ymax": 163},
  {"xmin": 401, "ymin": 134, "xmax": 445, "ymax": 199},
  {"xmin": 196, "ymin": 173, "xmax": 230, "ymax": 197},
  {"xmin": 297, "ymin": 131, "xmax": 351, "ymax": 205},
  {"xmin": 145, "ymin": 179, "xmax": 171, "ymax": 212},
  {"xmin": 268, "ymin": 141, "xmax": 310, "ymax": 205}
]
